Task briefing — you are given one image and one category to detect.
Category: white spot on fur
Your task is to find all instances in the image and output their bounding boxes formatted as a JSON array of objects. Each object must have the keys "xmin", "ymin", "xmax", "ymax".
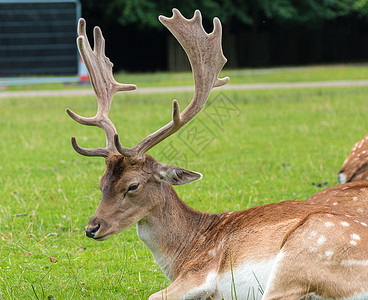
[
  {"xmin": 309, "ymin": 231, "xmax": 317, "ymax": 239},
  {"xmin": 351, "ymin": 233, "xmax": 360, "ymax": 240},
  {"xmin": 350, "ymin": 240, "xmax": 357, "ymax": 246},
  {"xmin": 325, "ymin": 221, "xmax": 334, "ymax": 227},
  {"xmin": 332, "ymin": 202, "xmax": 338, "ymax": 206},
  {"xmin": 341, "ymin": 221, "xmax": 350, "ymax": 227},
  {"xmin": 361, "ymin": 222, "xmax": 367, "ymax": 227},
  {"xmin": 317, "ymin": 235, "xmax": 326, "ymax": 246},
  {"xmin": 341, "ymin": 259, "xmax": 368, "ymax": 266},
  {"xmin": 353, "ymin": 197, "xmax": 358, "ymax": 201},
  {"xmin": 325, "ymin": 250, "xmax": 334, "ymax": 259},
  {"xmin": 309, "ymin": 246, "xmax": 318, "ymax": 253}
]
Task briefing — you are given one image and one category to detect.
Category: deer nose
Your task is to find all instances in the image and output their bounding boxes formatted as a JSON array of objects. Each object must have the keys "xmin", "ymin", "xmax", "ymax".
[{"xmin": 85, "ymin": 224, "xmax": 100, "ymax": 238}]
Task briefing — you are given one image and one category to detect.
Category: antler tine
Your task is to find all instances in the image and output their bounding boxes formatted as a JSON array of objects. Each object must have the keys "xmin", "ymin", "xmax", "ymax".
[
  {"xmin": 115, "ymin": 9, "xmax": 229, "ymax": 158},
  {"xmin": 66, "ymin": 18, "xmax": 136, "ymax": 157}
]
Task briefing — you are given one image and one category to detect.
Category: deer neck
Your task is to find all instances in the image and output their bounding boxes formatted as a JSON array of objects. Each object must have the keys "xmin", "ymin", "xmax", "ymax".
[{"xmin": 136, "ymin": 182, "xmax": 216, "ymax": 280}]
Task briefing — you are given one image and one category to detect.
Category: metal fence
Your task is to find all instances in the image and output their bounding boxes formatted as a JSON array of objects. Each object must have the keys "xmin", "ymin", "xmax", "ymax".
[{"xmin": 0, "ymin": 0, "xmax": 81, "ymax": 85}]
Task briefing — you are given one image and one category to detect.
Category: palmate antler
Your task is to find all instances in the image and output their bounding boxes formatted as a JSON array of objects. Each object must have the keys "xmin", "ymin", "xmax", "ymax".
[
  {"xmin": 115, "ymin": 9, "xmax": 229, "ymax": 157},
  {"xmin": 66, "ymin": 18, "xmax": 136, "ymax": 157},
  {"xmin": 68, "ymin": 9, "xmax": 229, "ymax": 158}
]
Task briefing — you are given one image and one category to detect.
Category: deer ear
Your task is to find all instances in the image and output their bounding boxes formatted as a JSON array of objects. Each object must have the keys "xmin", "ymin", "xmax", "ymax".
[{"xmin": 156, "ymin": 164, "xmax": 203, "ymax": 185}]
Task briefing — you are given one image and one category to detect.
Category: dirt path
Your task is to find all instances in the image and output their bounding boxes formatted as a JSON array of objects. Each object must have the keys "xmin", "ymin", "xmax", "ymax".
[{"xmin": 1, "ymin": 79, "xmax": 368, "ymax": 98}]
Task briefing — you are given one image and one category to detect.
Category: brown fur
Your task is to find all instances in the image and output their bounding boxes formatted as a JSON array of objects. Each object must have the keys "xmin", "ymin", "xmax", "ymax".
[
  {"xmin": 338, "ymin": 134, "xmax": 368, "ymax": 183},
  {"xmin": 264, "ymin": 212, "xmax": 368, "ymax": 299},
  {"xmin": 306, "ymin": 180, "xmax": 368, "ymax": 216},
  {"xmin": 84, "ymin": 154, "xmax": 368, "ymax": 299}
]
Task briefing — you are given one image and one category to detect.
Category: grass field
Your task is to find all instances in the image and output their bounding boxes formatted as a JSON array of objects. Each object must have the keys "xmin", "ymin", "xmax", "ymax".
[
  {"xmin": 3, "ymin": 63, "xmax": 368, "ymax": 91},
  {"xmin": 1, "ymin": 65, "xmax": 368, "ymax": 299}
]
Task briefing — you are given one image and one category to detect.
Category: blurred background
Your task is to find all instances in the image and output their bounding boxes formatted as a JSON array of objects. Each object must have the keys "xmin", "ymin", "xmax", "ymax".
[
  {"xmin": 81, "ymin": 0, "xmax": 368, "ymax": 72},
  {"xmin": 1, "ymin": 0, "xmax": 368, "ymax": 79}
]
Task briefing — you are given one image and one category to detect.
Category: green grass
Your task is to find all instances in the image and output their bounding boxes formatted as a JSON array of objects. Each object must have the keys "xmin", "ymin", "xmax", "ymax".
[
  {"xmin": 2, "ymin": 63, "xmax": 368, "ymax": 91},
  {"xmin": 117, "ymin": 63, "xmax": 368, "ymax": 87},
  {"xmin": 1, "ymin": 66, "xmax": 368, "ymax": 298}
]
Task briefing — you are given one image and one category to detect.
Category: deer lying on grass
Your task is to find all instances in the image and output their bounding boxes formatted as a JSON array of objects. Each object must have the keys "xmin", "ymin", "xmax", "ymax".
[
  {"xmin": 338, "ymin": 134, "xmax": 368, "ymax": 184},
  {"xmin": 305, "ymin": 135, "xmax": 368, "ymax": 216},
  {"xmin": 67, "ymin": 10, "xmax": 368, "ymax": 300}
]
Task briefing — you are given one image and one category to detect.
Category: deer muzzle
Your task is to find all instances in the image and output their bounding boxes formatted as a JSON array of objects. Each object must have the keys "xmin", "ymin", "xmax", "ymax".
[
  {"xmin": 85, "ymin": 216, "xmax": 113, "ymax": 240},
  {"xmin": 85, "ymin": 224, "xmax": 100, "ymax": 238}
]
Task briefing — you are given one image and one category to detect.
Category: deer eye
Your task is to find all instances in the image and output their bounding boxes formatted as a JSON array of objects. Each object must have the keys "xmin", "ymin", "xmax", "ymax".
[{"xmin": 127, "ymin": 183, "xmax": 139, "ymax": 192}]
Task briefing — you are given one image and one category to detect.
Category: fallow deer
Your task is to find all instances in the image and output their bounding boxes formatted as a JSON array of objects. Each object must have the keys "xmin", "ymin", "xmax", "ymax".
[
  {"xmin": 305, "ymin": 134, "xmax": 368, "ymax": 216},
  {"xmin": 67, "ymin": 10, "xmax": 368, "ymax": 300},
  {"xmin": 338, "ymin": 134, "xmax": 368, "ymax": 184}
]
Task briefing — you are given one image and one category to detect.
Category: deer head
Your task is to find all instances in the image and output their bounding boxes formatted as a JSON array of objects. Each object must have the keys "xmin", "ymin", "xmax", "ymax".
[{"xmin": 67, "ymin": 9, "xmax": 229, "ymax": 241}]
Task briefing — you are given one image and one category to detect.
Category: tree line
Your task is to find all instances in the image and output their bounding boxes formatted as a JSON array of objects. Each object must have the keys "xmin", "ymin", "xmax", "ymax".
[{"xmin": 80, "ymin": 0, "xmax": 368, "ymax": 71}]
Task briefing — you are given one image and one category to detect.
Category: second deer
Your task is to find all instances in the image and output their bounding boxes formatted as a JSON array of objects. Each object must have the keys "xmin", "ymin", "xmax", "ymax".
[
  {"xmin": 306, "ymin": 134, "xmax": 368, "ymax": 216},
  {"xmin": 67, "ymin": 9, "xmax": 368, "ymax": 300},
  {"xmin": 338, "ymin": 134, "xmax": 368, "ymax": 183}
]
